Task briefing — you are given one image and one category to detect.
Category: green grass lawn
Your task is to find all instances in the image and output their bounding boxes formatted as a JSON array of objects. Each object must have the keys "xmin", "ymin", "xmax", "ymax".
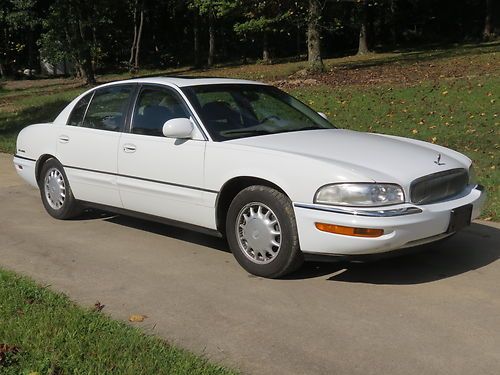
[
  {"xmin": 0, "ymin": 42, "xmax": 498, "ymax": 221},
  {"xmin": 0, "ymin": 269, "xmax": 237, "ymax": 375}
]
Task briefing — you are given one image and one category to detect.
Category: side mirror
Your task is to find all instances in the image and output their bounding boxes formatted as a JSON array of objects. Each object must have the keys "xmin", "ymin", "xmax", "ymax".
[
  {"xmin": 318, "ymin": 112, "xmax": 328, "ymax": 120},
  {"xmin": 162, "ymin": 117, "xmax": 194, "ymax": 139}
]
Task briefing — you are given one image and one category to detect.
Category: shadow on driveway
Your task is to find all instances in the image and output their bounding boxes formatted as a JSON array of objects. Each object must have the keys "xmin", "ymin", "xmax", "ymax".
[
  {"xmin": 292, "ymin": 222, "xmax": 499, "ymax": 284},
  {"xmin": 80, "ymin": 209, "xmax": 499, "ymax": 285}
]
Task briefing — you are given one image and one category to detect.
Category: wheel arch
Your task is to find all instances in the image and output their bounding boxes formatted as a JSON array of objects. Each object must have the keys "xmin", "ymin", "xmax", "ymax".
[
  {"xmin": 35, "ymin": 154, "xmax": 57, "ymax": 186},
  {"xmin": 215, "ymin": 176, "xmax": 288, "ymax": 235}
]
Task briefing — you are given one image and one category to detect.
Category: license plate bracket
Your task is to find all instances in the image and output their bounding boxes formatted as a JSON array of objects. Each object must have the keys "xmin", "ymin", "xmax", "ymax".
[{"xmin": 446, "ymin": 204, "xmax": 473, "ymax": 233}]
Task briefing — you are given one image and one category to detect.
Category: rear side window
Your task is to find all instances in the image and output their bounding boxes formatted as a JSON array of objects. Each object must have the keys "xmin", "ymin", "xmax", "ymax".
[
  {"xmin": 67, "ymin": 92, "xmax": 93, "ymax": 126},
  {"xmin": 81, "ymin": 85, "xmax": 134, "ymax": 132}
]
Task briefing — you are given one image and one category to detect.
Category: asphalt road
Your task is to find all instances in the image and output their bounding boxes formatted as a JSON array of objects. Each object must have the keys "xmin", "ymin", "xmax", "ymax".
[{"xmin": 1, "ymin": 153, "xmax": 499, "ymax": 375}]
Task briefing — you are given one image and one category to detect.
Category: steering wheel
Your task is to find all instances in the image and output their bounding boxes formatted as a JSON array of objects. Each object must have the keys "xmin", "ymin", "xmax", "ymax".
[{"xmin": 259, "ymin": 115, "xmax": 281, "ymax": 124}]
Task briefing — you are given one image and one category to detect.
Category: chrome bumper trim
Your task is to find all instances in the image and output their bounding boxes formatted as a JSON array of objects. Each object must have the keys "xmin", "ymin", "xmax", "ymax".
[{"xmin": 293, "ymin": 203, "xmax": 423, "ymax": 217}]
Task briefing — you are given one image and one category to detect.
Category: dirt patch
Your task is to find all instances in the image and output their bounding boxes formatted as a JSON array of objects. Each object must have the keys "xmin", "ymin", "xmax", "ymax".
[
  {"xmin": 273, "ymin": 51, "xmax": 499, "ymax": 89},
  {"xmin": 3, "ymin": 77, "xmax": 81, "ymax": 91},
  {"xmin": 317, "ymin": 53, "xmax": 499, "ymax": 88}
]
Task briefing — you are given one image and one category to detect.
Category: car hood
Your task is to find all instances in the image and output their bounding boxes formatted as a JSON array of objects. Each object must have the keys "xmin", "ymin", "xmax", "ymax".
[{"xmin": 227, "ymin": 129, "xmax": 470, "ymax": 187}]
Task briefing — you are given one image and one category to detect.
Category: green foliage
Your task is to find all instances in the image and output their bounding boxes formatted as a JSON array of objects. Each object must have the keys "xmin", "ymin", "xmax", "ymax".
[
  {"xmin": 189, "ymin": 0, "xmax": 238, "ymax": 18},
  {"xmin": 4, "ymin": 0, "xmax": 39, "ymax": 30},
  {"xmin": 233, "ymin": 1, "xmax": 293, "ymax": 35}
]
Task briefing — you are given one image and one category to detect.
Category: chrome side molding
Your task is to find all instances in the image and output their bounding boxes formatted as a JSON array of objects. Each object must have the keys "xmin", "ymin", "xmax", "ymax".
[{"xmin": 293, "ymin": 203, "xmax": 423, "ymax": 217}]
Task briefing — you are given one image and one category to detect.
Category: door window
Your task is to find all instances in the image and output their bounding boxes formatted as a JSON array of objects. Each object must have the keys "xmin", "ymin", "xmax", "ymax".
[
  {"xmin": 132, "ymin": 87, "xmax": 190, "ymax": 136},
  {"xmin": 67, "ymin": 92, "xmax": 93, "ymax": 126},
  {"xmin": 81, "ymin": 85, "xmax": 134, "ymax": 132}
]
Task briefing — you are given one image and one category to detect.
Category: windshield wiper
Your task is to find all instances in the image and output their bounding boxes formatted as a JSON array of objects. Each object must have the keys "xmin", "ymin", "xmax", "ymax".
[
  {"xmin": 223, "ymin": 129, "xmax": 272, "ymax": 136},
  {"xmin": 289, "ymin": 126, "xmax": 324, "ymax": 132}
]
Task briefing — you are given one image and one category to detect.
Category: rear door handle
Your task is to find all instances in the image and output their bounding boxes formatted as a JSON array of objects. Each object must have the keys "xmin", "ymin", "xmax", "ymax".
[
  {"xmin": 123, "ymin": 144, "xmax": 136, "ymax": 153},
  {"xmin": 58, "ymin": 135, "xmax": 70, "ymax": 143}
]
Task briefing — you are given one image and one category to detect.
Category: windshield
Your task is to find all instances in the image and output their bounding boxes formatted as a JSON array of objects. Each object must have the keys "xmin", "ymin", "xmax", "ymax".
[{"xmin": 182, "ymin": 84, "xmax": 336, "ymax": 141}]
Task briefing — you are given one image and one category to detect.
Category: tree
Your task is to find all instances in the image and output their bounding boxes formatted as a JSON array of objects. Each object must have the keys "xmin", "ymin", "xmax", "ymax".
[
  {"xmin": 190, "ymin": 0, "xmax": 237, "ymax": 66},
  {"xmin": 0, "ymin": 0, "xmax": 42, "ymax": 77},
  {"xmin": 483, "ymin": 0, "xmax": 493, "ymax": 40},
  {"xmin": 193, "ymin": 11, "xmax": 201, "ymax": 67},
  {"xmin": 129, "ymin": 0, "xmax": 145, "ymax": 71},
  {"xmin": 40, "ymin": 0, "xmax": 99, "ymax": 84},
  {"xmin": 357, "ymin": 0, "xmax": 370, "ymax": 54},
  {"xmin": 307, "ymin": 0, "xmax": 324, "ymax": 73},
  {"xmin": 234, "ymin": 1, "xmax": 292, "ymax": 63},
  {"xmin": 39, "ymin": 0, "xmax": 121, "ymax": 84}
]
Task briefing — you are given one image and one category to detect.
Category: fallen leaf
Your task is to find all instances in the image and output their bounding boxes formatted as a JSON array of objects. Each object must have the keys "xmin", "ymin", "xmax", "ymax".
[
  {"xmin": 412, "ymin": 129, "xmax": 418, "ymax": 134},
  {"xmin": 442, "ymin": 91, "xmax": 448, "ymax": 95},
  {"xmin": 0, "ymin": 344, "xmax": 21, "ymax": 365},
  {"xmin": 129, "ymin": 314, "xmax": 148, "ymax": 322},
  {"xmin": 93, "ymin": 301, "xmax": 105, "ymax": 312}
]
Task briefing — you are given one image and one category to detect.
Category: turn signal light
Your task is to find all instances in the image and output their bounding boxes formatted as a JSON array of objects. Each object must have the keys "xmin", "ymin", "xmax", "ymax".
[{"xmin": 315, "ymin": 223, "xmax": 384, "ymax": 238}]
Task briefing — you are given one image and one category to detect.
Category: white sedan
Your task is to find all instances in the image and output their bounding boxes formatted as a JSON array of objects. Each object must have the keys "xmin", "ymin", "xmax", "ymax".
[{"xmin": 13, "ymin": 77, "xmax": 486, "ymax": 278}]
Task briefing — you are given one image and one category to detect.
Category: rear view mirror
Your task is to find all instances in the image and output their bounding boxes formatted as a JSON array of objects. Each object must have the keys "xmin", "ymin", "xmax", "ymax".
[{"xmin": 162, "ymin": 118, "xmax": 194, "ymax": 139}]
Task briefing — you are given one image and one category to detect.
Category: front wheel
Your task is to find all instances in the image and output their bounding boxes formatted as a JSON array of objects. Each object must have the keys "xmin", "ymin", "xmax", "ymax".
[
  {"xmin": 39, "ymin": 158, "xmax": 82, "ymax": 220},
  {"xmin": 226, "ymin": 185, "xmax": 304, "ymax": 278}
]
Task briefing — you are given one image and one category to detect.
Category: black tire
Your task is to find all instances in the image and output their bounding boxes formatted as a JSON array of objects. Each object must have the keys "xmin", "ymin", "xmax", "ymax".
[
  {"xmin": 226, "ymin": 185, "xmax": 304, "ymax": 278},
  {"xmin": 39, "ymin": 158, "xmax": 82, "ymax": 220}
]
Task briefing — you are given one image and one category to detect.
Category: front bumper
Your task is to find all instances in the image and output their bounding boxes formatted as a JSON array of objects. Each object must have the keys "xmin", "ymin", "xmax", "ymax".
[{"xmin": 293, "ymin": 185, "xmax": 486, "ymax": 256}]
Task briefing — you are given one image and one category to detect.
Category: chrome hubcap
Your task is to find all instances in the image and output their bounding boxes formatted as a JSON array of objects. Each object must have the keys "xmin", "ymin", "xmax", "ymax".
[
  {"xmin": 236, "ymin": 202, "xmax": 282, "ymax": 264},
  {"xmin": 44, "ymin": 168, "xmax": 66, "ymax": 210}
]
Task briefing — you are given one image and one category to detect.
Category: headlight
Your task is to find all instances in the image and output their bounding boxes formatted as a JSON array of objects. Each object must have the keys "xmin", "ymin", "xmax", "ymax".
[
  {"xmin": 468, "ymin": 165, "xmax": 478, "ymax": 186},
  {"xmin": 314, "ymin": 183, "xmax": 405, "ymax": 207}
]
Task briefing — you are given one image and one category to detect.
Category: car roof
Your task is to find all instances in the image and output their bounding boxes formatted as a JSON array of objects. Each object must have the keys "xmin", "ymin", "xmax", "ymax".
[{"xmin": 101, "ymin": 76, "xmax": 266, "ymax": 88}]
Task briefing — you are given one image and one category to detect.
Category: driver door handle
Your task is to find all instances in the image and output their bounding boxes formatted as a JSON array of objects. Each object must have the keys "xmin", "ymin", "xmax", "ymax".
[
  {"xmin": 58, "ymin": 135, "xmax": 70, "ymax": 143},
  {"xmin": 123, "ymin": 144, "xmax": 136, "ymax": 153}
]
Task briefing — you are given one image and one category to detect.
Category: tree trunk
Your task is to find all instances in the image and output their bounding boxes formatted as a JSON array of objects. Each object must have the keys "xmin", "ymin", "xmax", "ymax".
[
  {"xmin": 296, "ymin": 25, "xmax": 301, "ymax": 57},
  {"xmin": 193, "ymin": 12, "xmax": 201, "ymax": 68},
  {"xmin": 208, "ymin": 12, "xmax": 215, "ymax": 67},
  {"xmin": 483, "ymin": 0, "xmax": 493, "ymax": 40},
  {"xmin": 307, "ymin": 0, "xmax": 324, "ymax": 73},
  {"xmin": 134, "ymin": 5, "xmax": 144, "ymax": 70},
  {"xmin": 262, "ymin": 31, "xmax": 270, "ymax": 63},
  {"xmin": 357, "ymin": 0, "xmax": 370, "ymax": 55},
  {"xmin": 77, "ymin": 20, "xmax": 96, "ymax": 85},
  {"xmin": 390, "ymin": 0, "xmax": 397, "ymax": 45},
  {"xmin": 129, "ymin": 0, "xmax": 138, "ymax": 69},
  {"xmin": 27, "ymin": 28, "xmax": 35, "ymax": 75}
]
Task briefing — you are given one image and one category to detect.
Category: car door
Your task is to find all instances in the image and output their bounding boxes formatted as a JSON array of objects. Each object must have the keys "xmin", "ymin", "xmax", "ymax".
[
  {"xmin": 56, "ymin": 84, "xmax": 136, "ymax": 207},
  {"xmin": 117, "ymin": 84, "xmax": 212, "ymax": 228}
]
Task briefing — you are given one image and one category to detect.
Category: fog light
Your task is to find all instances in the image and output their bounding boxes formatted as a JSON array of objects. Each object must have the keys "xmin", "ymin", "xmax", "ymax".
[{"xmin": 315, "ymin": 223, "xmax": 384, "ymax": 238}]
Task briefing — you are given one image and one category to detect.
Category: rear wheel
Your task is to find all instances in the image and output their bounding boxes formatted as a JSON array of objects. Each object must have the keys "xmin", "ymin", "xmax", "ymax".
[
  {"xmin": 226, "ymin": 185, "xmax": 303, "ymax": 278},
  {"xmin": 39, "ymin": 158, "xmax": 82, "ymax": 219}
]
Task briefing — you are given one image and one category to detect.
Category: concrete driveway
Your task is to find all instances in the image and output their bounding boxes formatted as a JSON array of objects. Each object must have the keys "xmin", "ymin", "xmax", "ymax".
[{"xmin": 1, "ymin": 153, "xmax": 499, "ymax": 375}]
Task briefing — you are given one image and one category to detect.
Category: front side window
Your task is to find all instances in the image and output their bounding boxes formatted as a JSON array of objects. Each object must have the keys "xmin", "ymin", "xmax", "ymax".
[
  {"xmin": 131, "ymin": 86, "xmax": 190, "ymax": 136},
  {"xmin": 81, "ymin": 85, "xmax": 134, "ymax": 132},
  {"xmin": 182, "ymin": 84, "xmax": 335, "ymax": 141},
  {"xmin": 67, "ymin": 92, "xmax": 93, "ymax": 126}
]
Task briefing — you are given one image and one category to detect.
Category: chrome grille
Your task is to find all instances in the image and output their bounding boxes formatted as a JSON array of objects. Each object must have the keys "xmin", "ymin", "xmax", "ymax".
[{"xmin": 410, "ymin": 169, "xmax": 468, "ymax": 205}]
